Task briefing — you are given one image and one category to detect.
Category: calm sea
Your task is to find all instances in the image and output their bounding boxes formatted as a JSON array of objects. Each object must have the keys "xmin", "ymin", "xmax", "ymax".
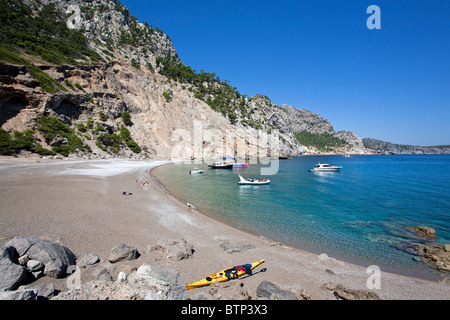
[{"xmin": 152, "ymin": 155, "xmax": 450, "ymax": 279}]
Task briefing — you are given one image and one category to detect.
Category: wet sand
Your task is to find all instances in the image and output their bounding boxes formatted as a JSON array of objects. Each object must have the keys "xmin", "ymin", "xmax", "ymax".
[{"xmin": 0, "ymin": 157, "xmax": 449, "ymax": 300}]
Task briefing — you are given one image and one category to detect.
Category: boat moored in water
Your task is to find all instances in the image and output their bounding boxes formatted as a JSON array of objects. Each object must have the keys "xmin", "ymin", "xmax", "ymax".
[
  {"xmin": 233, "ymin": 163, "xmax": 249, "ymax": 168},
  {"xmin": 190, "ymin": 168, "xmax": 205, "ymax": 174},
  {"xmin": 208, "ymin": 161, "xmax": 233, "ymax": 169},
  {"xmin": 238, "ymin": 175, "xmax": 271, "ymax": 185},
  {"xmin": 310, "ymin": 163, "xmax": 343, "ymax": 172}
]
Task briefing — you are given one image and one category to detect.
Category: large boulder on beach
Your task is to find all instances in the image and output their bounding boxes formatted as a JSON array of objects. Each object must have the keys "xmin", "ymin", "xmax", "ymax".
[
  {"xmin": 256, "ymin": 281, "xmax": 298, "ymax": 300},
  {"xmin": 152, "ymin": 239, "xmax": 194, "ymax": 261},
  {"xmin": 0, "ymin": 246, "xmax": 28, "ymax": 291},
  {"xmin": 333, "ymin": 284, "xmax": 380, "ymax": 300},
  {"xmin": 220, "ymin": 241, "xmax": 256, "ymax": 254},
  {"xmin": 77, "ymin": 253, "xmax": 100, "ymax": 268},
  {"xmin": 54, "ymin": 263, "xmax": 188, "ymax": 300},
  {"xmin": 134, "ymin": 264, "xmax": 187, "ymax": 300},
  {"xmin": 108, "ymin": 243, "xmax": 139, "ymax": 263},
  {"xmin": 2, "ymin": 237, "xmax": 76, "ymax": 280}
]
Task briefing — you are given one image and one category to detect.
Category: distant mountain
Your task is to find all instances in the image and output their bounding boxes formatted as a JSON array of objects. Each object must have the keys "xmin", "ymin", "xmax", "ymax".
[
  {"xmin": 363, "ymin": 138, "xmax": 450, "ymax": 155},
  {"xmin": 0, "ymin": 0, "xmax": 369, "ymax": 159}
]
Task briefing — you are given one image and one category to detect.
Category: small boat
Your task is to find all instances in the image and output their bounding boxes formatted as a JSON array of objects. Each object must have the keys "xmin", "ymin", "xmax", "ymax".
[
  {"xmin": 233, "ymin": 163, "xmax": 249, "ymax": 168},
  {"xmin": 310, "ymin": 163, "xmax": 343, "ymax": 172},
  {"xmin": 208, "ymin": 161, "xmax": 233, "ymax": 169},
  {"xmin": 186, "ymin": 260, "xmax": 265, "ymax": 290},
  {"xmin": 238, "ymin": 175, "xmax": 271, "ymax": 185},
  {"xmin": 190, "ymin": 168, "xmax": 205, "ymax": 175}
]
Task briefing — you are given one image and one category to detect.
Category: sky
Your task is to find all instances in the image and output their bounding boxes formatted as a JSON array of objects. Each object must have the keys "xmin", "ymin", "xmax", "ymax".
[{"xmin": 120, "ymin": 0, "xmax": 450, "ymax": 146}]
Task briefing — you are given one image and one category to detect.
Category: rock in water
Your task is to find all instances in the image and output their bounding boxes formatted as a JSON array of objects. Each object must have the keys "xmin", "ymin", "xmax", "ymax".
[{"xmin": 410, "ymin": 226, "xmax": 437, "ymax": 239}]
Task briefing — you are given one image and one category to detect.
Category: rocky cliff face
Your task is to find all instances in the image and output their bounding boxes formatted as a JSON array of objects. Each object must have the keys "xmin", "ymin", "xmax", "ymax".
[
  {"xmin": 22, "ymin": 0, "xmax": 179, "ymax": 67},
  {"xmin": 363, "ymin": 138, "xmax": 450, "ymax": 155},
  {"xmin": 0, "ymin": 0, "xmax": 369, "ymax": 160}
]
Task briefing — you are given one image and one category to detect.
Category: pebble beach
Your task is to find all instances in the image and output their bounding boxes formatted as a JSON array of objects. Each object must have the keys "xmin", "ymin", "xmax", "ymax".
[{"xmin": 0, "ymin": 157, "xmax": 449, "ymax": 300}]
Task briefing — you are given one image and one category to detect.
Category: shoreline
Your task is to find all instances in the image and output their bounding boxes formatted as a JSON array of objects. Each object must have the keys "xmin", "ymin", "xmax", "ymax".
[
  {"xmin": 149, "ymin": 162, "xmax": 445, "ymax": 282},
  {"xmin": 1, "ymin": 157, "xmax": 449, "ymax": 300}
]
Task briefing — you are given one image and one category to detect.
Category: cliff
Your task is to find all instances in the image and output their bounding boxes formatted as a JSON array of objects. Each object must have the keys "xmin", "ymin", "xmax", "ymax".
[
  {"xmin": 0, "ymin": 0, "xmax": 369, "ymax": 160},
  {"xmin": 363, "ymin": 138, "xmax": 450, "ymax": 155}
]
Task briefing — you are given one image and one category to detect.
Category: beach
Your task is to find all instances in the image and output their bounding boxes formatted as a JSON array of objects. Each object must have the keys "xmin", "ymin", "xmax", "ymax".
[{"xmin": 0, "ymin": 157, "xmax": 449, "ymax": 300}]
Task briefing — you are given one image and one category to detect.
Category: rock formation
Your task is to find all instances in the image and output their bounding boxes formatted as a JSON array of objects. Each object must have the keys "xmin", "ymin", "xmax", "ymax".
[
  {"xmin": 0, "ymin": 0, "xmax": 370, "ymax": 160},
  {"xmin": 363, "ymin": 138, "xmax": 450, "ymax": 155}
]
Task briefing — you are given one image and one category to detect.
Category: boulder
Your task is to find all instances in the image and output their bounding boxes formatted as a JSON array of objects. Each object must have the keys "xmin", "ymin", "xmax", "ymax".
[
  {"xmin": 3, "ymin": 237, "xmax": 76, "ymax": 279},
  {"xmin": 0, "ymin": 246, "xmax": 28, "ymax": 291},
  {"xmin": 108, "ymin": 243, "xmax": 139, "ymax": 263},
  {"xmin": 27, "ymin": 260, "xmax": 44, "ymax": 272},
  {"xmin": 135, "ymin": 264, "xmax": 187, "ymax": 300},
  {"xmin": 77, "ymin": 253, "xmax": 100, "ymax": 268},
  {"xmin": 220, "ymin": 241, "xmax": 256, "ymax": 254},
  {"xmin": 420, "ymin": 245, "xmax": 450, "ymax": 272},
  {"xmin": 44, "ymin": 259, "xmax": 65, "ymax": 278},
  {"xmin": 410, "ymin": 226, "xmax": 437, "ymax": 239},
  {"xmin": 18, "ymin": 284, "xmax": 56, "ymax": 300},
  {"xmin": 333, "ymin": 285, "xmax": 380, "ymax": 300},
  {"xmin": 154, "ymin": 239, "xmax": 194, "ymax": 261},
  {"xmin": 0, "ymin": 289, "xmax": 37, "ymax": 301},
  {"xmin": 256, "ymin": 281, "xmax": 298, "ymax": 300}
]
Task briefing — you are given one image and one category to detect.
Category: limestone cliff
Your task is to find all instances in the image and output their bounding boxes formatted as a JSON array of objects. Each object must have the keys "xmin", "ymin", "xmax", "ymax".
[{"xmin": 0, "ymin": 0, "xmax": 369, "ymax": 160}]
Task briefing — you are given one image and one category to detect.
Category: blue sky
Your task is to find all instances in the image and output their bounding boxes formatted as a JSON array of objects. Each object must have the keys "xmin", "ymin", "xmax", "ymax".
[{"xmin": 121, "ymin": 0, "xmax": 449, "ymax": 146}]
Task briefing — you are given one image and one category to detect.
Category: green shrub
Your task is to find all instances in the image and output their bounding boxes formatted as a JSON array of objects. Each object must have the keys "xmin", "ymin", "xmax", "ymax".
[
  {"xmin": 99, "ymin": 111, "xmax": 108, "ymax": 122},
  {"xmin": 121, "ymin": 111, "xmax": 132, "ymax": 126},
  {"xmin": 87, "ymin": 117, "xmax": 94, "ymax": 129},
  {"xmin": 12, "ymin": 130, "xmax": 35, "ymax": 151},
  {"xmin": 125, "ymin": 139, "xmax": 142, "ymax": 154},
  {"xmin": 162, "ymin": 89, "xmax": 173, "ymax": 102},
  {"xmin": 0, "ymin": 129, "xmax": 15, "ymax": 155},
  {"xmin": 35, "ymin": 143, "xmax": 56, "ymax": 156},
  {"xmin": 26, "ymin": 65, "xmax": 66, "ymax": 93},
  {"xmin": 97, "ymin": 133, "xmax": 122, "ymax": 154},
  {"xmin": 0, "ymin": 44, "xmax": 28, "ymax": 65},
  {"xmin": 77, "ymin": 123, "xmax": 87, "ymax": 133},
  {"xmin": 37, "ymin": 116, "xmax": 85, "ymax": 156}
]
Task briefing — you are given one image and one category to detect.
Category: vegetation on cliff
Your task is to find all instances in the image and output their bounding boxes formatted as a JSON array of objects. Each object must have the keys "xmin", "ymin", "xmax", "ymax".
[
  {"xmin": 156, "ymin": 57, "xmax": 247, "ymax": 126},
  {"xmin": 294, "ymin": 131, "xmax": 347, "ymax": 152},
  {"xmin": 0, "ymin": 0, "xmax": 368, "ymax": 158},
  {"xmin": 0, "ymin": 128, "xmax": 55, "ymax": 156},
  {"xmin": 0, "ymin": 0, "xmax": 102, "ymax": 65}
]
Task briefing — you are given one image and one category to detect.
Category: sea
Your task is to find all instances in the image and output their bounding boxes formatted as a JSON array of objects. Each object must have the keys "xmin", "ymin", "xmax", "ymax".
[{"xmin": 152, "ymin": 155, "xmax": 450, "ymax": 280}]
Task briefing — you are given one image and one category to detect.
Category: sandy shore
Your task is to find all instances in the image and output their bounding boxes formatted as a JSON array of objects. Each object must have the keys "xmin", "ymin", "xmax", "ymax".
[{"xmin": 0, "ymin": 157, "xmax": 449, "ymax": 300}]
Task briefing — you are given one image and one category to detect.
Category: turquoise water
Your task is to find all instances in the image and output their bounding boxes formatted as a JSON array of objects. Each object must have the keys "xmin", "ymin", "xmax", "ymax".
[{"xmin": 152, "ymin": 155, "xmax": 450, "ymax": 279}]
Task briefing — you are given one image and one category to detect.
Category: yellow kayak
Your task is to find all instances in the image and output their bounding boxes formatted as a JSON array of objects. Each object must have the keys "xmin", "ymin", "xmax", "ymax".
[{"xmin": 186, "ymin": 260, "xmax": 265, "ymax": 290}]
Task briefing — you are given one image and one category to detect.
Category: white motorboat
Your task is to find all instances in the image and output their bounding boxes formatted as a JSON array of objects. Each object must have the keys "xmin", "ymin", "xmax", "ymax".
[
  {"xmin": 238, "ymin": 175, "xmax": 271, "ymax": 185},
  {"xmin": 190, "ymin": 168, "xmax": 205, "ymax": 174},
  {"xmin": 310, "ymin": 163, "xmax": 343, "ymax": 172}
]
